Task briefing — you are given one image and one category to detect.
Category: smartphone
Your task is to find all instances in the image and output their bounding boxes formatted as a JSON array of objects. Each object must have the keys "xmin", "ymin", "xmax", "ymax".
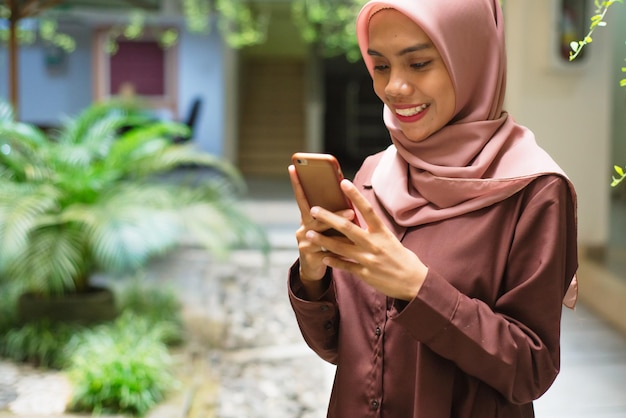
[{"xmin": 291, "ymin": 152, "xmax": 357, "ymax": 236}]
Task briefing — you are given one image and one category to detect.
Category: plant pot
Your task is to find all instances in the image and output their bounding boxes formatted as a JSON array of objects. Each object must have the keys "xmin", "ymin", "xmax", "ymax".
[{"xmin": 17, "ymin": 286, "xmax": 118, "ymax": 325}]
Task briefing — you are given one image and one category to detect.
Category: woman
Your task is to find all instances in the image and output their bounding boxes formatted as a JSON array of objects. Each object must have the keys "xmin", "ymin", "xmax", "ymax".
[{"xmin": 287, "ymin": 0, "xmax": 578, "ymax": 417}]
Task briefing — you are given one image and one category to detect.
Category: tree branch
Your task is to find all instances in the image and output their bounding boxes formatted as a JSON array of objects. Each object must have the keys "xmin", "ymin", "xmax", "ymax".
[
  {"xmin": 20, "ymin": 0, "xmax": 65, "ymax": 18},
  {"xmin": 122, "ymin": 0, "xmax": 161, "ymax": 11}
]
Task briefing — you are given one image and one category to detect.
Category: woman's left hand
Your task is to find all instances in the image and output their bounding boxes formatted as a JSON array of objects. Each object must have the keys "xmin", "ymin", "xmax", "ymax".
[{"xmin": 306, "ymin": 179, "xmax": 429, "ymax": 301}]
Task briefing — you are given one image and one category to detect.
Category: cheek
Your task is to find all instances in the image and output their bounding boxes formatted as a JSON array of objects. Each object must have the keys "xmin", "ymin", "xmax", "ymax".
[{"xmin": 441, "ymin": 78, "xmax": 456, "ymax": 117}]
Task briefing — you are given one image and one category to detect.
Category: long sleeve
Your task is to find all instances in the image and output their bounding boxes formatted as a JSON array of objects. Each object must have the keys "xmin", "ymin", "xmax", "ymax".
[
  {"xmin": 288, "ymin": 262, "xmax": 340, "ymax": 364},
  {"xmin": 390, "ymin": 175, "xmax": 577, "ymax": 404}
]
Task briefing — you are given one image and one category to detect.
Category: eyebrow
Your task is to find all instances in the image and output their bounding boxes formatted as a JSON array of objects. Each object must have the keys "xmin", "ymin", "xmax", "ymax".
[{"xmin": 367, "ymin": 43, "xmax": 433, "ymax": 57}]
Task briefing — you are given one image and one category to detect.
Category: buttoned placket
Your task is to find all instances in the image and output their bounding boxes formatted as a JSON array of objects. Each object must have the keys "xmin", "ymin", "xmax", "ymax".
[{"xmin": 368, "ymin": 295, "xmax": 388, "ymax": 416}]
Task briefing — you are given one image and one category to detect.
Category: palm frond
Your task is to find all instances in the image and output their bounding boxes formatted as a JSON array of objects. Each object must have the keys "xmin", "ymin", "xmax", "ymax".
[
  {"xmin": 0, "ymin": 100, "xmax": 14, "ymax": 122},
  {"xmin": 5, "ymin": 225, "xmax": 86, "ymax": 296},
  {"xmin": 55, "ymin": 115, "xmax": 123, "ymax": 164},
  {"xmin": 0, "ymin": 120, "xmax": 49, "ymax": 146},
  {"xmin": 60, "ymin": 184, "xmax": 184, "ymax": 273},
  {"xmin": 56, "ymin": 100, "xmax": 143, "ymax": 145},
  {"xmin": 104, "ymin": 123, "xmax": 189, "ymax": 175},
  {"xmin": 0, "ymin": 121, "xmax": 53, "ymax": 181},
  {"xmin": 138, "ymin": 145, "xmax": 247, "ymax": 192},
  {"xmin": 177, "ymin": 202, "xmax": 269, "ymax": 258},
  {"xmin": 116, "ymin": 121, "xmax": 190, "ymax": 154},
  {"xmin": 168, "ymin": 185, "xmax": 270, "ymax": 255},
  {"xmin": 0, "ymin": 184, "xmax": 62, "ymax": 270}
]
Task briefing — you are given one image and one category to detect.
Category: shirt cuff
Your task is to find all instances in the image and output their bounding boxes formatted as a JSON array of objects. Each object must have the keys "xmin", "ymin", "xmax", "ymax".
[
  {"xmin": 288, "ymin": 259, "xmax": 335, "ymax": 302},
  {"xmin": 389, "ymin": 268, "xmax": 461, "ymax": 343}
]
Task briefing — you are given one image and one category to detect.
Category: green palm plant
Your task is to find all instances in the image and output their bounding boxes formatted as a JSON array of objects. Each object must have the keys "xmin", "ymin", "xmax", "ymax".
[{"xmin": 0, "ymin": 99, "xmax": 268, "ymax": 299}]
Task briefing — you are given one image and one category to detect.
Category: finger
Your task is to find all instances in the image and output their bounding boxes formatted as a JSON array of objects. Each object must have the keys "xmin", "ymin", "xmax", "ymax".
[
  {"xmin": 310, "ymin": 205, "xmax": 360, "ymax": 241},
  {"xmin": 288, "ymin": 165, "xmax": 314, "ymax": 222},
  {"xmin": 340, "ymin": 179, "xmax": 386, "ymax": 231},
  {"xmin": 305, "ymin": 228, "xmax": 353, "ymax": 258}
]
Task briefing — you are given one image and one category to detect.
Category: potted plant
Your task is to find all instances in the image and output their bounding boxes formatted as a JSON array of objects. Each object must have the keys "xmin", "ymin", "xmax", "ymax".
[{"xmin": 0, "ymin": 99, "xmax": 268, "ymax": 324}]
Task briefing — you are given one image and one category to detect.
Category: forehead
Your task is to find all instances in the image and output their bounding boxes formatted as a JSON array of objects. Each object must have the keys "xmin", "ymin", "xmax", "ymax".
[{"xmin": 367, "ymin": 9, "xmax": 434, "ymax": 50}]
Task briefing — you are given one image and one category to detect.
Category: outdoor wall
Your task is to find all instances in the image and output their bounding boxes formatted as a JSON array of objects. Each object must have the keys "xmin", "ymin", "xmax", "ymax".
[
  {"xmin": 0, "ymin": 26, "xmax": 92, "ymax": 124},
  {"xmin": 177, "ymin": 27, "xmax": 226, "ymax": 155},
  {"xmin": 610, "ymin": 6, "xmax": 626, "ymax": 173},
  {"xmin": 505, "ymin": 0, "xmax": 614, "ymax": 248},
  {"xmin": 0, "ymin": 23, "xmax": 225, "ymax": 156}
]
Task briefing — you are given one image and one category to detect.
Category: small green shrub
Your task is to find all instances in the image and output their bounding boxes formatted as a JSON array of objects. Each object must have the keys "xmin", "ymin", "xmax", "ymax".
[
  {"xmin": 0, "ymin": 283, "xmax": 183, "ymax": 416},
  {"xmin": 66, "ymin": 312, "xmax": 175, "ymax": 417},
  {"xmin": 115, "ymin": 280, "xmax": 184, "ymax": 345},
  {"xmin": 0, "ymin": 283, "xmax": 19, "ymax": 335},
  {"xmin": 1, "ymin": 320, "xmax": 80, "ymax": 368}
]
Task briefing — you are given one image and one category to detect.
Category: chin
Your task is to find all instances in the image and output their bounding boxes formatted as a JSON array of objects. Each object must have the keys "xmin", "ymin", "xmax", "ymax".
[{"xmin": 402, "ymin": 130, "xmax": 431, "ymax": 143}]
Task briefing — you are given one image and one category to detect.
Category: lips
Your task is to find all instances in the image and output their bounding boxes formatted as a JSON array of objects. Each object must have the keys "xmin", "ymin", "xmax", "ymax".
[{"xmin": 394, "ymin": 103, "xmax": 429, "ymax": 122}]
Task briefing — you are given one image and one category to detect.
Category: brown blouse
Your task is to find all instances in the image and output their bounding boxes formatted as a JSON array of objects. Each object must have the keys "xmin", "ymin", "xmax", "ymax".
[{"xmin": 288, "ymin": 155, "xmax": 578, "ymax": 418}]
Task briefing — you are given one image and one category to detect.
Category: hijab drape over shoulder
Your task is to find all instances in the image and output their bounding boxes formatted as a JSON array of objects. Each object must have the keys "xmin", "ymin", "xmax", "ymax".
[{"xmin": 355, "ymin": 0, "xmax": 578, "ymax": 307}]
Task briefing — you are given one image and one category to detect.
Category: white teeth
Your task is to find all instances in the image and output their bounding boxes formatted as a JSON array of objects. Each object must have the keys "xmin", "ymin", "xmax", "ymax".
[{"xmin": 396, "ymin": 104, "xmax": 428, "ymax": 117}]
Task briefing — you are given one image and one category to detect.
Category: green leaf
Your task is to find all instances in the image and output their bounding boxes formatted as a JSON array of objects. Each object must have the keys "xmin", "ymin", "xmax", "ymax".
[
  {"xmin": 615, "ymin": 165, "xmax": 625, "ymax": 176},
  {"xmin": 570, "ymin": 41, "xmax": 580, "ymax": 52}
]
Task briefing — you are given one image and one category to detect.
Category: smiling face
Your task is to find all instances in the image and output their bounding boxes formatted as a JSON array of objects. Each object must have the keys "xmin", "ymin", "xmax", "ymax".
[{"xmin": 367, "ymin": 9, "xmax": 456, "ymax": 143}]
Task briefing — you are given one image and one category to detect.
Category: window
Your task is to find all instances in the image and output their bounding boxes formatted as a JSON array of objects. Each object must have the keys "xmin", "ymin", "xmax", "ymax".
[{"xmin": 93, "ymin": 28, "xmax": 179, "ymax": 115}]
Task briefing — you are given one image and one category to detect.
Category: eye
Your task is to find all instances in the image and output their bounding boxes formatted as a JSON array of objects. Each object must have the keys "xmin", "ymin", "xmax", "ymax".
[
  {"xmin": 373, "ymin": 63, "xmax": 389, "ymax": 72},
  {"xmin": 411, "ymin": 60, "xmax": 432, "ymax": 70}
]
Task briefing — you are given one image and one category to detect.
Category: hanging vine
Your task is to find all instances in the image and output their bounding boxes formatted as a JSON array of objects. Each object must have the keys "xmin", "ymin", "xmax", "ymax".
[
  {"xmin": 0, "ymin": 4, "xmax": 75, "ymax": 52},
  {"xmin": 181, "ymin": 0, "xmax": 269, "ymax": 48},
  {"xmin": 291, "ymin": 0, "xmax": 367, "ymax": 61},
  {"xmin": 567, "ymin": 0, "xmax": 626, "ymax": 187},
  {"xmin": 569, "ymin": 0, "xmax": 623, "ymax": 61}
]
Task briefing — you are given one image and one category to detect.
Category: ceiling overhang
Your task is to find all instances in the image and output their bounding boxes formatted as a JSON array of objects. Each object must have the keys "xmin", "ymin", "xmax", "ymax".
[{"xmin": 53, "ymin": 0, "xmax": 161, "ymax": 12}]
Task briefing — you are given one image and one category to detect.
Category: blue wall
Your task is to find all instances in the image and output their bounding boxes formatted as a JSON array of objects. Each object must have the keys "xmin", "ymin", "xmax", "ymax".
[
  {"xmin": 0, "ymin": 24, "xmax": 225, "ymax": 156},
  {"xmin": 177, "ymin": 28, "xmax": 226, "ymax": 156},
  {"xmin": 0, "ymin": 26, "xmax": 92, "ymax": 124}
]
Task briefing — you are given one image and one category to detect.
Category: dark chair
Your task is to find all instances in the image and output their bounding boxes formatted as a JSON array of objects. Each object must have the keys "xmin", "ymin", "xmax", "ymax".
[{"xmin": 173, "ymin": 97, "xmax": 202, "ymax": 144}]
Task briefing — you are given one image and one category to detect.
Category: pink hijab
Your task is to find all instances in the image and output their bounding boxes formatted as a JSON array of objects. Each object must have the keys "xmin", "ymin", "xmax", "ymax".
[{"xmin": 356, "ymin": 0, "xmax": 578, "ymax": 307}]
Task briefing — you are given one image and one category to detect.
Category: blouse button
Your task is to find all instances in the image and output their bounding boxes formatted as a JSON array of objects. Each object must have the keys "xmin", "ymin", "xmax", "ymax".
[
  {"xmin": 320, "ymin": 304, "xmax": 330, "ymax": 312},
  {"xmin": 324, "ymin": 321, "xmax": 333, "ymax": 330},
  {"xmin": 375, "ymin": 326, "xmax": 382, "ymax": 337},
  {"xmin": 370, "ymin": 399, "xmax": 380, "ymax": 410}
]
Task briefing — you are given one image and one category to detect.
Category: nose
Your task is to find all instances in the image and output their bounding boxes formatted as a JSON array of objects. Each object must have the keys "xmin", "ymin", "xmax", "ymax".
[{"xmin": 385, "ymin": 69, "xmax": 413, "ymax": 98}]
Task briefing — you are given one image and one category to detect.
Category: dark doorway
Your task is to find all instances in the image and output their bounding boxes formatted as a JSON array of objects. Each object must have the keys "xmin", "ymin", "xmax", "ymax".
[{"xmin": 324, "ymin": 56, "xmax": 390, "ymax": 176}]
